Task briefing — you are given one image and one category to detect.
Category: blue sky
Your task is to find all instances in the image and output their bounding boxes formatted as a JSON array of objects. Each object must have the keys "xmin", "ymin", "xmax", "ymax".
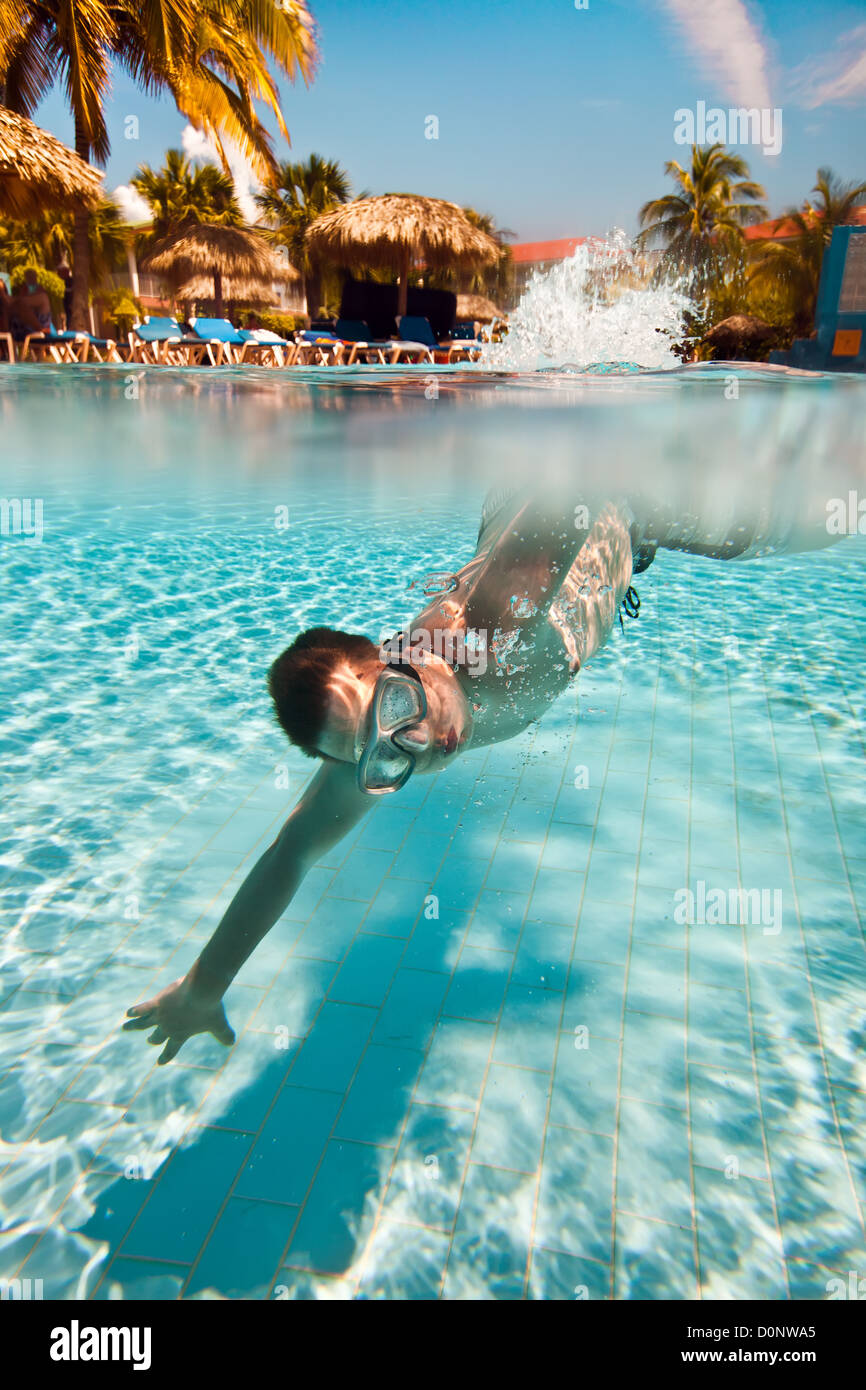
[{"xmin": 33, "ymin": 0, "xmax": 866, "ymax": 240}]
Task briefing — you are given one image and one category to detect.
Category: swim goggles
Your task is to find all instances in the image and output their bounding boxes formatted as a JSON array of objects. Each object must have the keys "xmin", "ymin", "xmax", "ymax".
[{"xmin": 355, "ymin": 659, "xmax": 428, "ymax": 795}]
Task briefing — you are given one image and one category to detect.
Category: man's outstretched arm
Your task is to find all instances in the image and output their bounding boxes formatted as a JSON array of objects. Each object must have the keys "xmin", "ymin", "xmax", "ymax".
[{"xmin": 124, "ymin": 759, "xmax": 370, "ymax": 1063}]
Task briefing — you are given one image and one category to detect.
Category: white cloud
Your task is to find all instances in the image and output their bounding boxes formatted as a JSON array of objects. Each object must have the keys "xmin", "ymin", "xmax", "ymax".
[
  {"xmin": 112, "ymin": 184, "xmax": 152, "ymax": 224},
  {"xmin": 660, "ymin": 0, "xmax": 773, "ymax": 109},
  {"xmin": 180, "ymin": 124, "xmax": 260, "ymax": 223},
  {"xmin": 787, "ymin": 25, "xmax": 866, "ymax": 109},
  {"xmin": 180, "ymin": 123, "xmax": 216, "ymax": 164}
]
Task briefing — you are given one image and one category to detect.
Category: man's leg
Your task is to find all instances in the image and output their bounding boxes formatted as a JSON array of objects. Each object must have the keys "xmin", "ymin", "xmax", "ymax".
[{"xmin": 627, "ymin": 494, "xmax": 841, "ymax": 568}]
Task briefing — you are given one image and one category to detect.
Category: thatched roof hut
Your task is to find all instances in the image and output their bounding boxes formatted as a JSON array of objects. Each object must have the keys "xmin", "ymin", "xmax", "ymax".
[
  {"xmin": 703, "ymin": 314, "xmax": 777, "ymax": 358},
  {"xmin": 143, "ymin": 225, "xmax": 296, "ymax": 317},
  {"xmin": 456, "ymin": 293, "xmax": 506, "ymax": 323},
  {"xmin": 174, "ymin": 273, "xmax": 276, "ymax": 307},
  {"xmin": 306, "ymin": 194, "xmax": 500, "ymax": 316},
  {"xmin": 0, "ymin": 105, "xmax": 104, "ymax": 219}
]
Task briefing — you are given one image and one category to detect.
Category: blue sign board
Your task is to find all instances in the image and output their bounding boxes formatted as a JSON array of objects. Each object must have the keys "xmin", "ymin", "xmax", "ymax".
[{"xmin": 770, "ymin": 225, "xmax": 866, "ymax": 371}]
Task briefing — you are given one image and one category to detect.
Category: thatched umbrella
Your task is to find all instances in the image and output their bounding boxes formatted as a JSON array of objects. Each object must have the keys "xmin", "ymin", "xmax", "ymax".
[
  {"xmin": 306, "ymin": 194, "xmax": 500, "ymax": 318},
  {"xmin": 0, "ymin": 105, "xmax": 104, "ymax": 219},
  {"xmin": 704, "ymin": 314, "xmax": 776, "ymax": 358},
  {"xmin": 174, "ymin": 272, "xmax": 276, "ymax": 308},
  {"xmin": 456, "ymin": 293, "xmax": 505, "ymax": 323},
  {"xmin": 142, "ymin": 225, "xmax": 296, "ymax": 318}
]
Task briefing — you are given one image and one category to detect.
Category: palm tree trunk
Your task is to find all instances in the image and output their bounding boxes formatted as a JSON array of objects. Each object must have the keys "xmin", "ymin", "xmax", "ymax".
[
  {"xmin": 70, "ymin": 118, "xmax": 91, "ymax": 332},
  {"xmin": 396, "ymin": 247, "xmax": 411, "ymax": 319},
  {"xmin": 305, "ymin": 262, "xmax": 323, "ymax": 320}
]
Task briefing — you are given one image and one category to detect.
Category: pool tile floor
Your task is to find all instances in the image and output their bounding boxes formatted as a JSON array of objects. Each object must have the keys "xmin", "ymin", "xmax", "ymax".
[{"xmin": 2, "ymin": 547, "xmax": 865, "ymax": 1300}]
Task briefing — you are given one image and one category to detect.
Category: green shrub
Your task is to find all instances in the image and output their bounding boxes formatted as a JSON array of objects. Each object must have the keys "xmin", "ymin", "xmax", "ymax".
[
  {"xmin": 102, "ymin": 287, "xmax": 144, "ymax": 336},
  {"xmin": 237, "ymin": 309, "xmax": 308, "ymax": 335},
  {"xmin": 10, "ymin": 264, "xmax": 65, "ymax": 320}
]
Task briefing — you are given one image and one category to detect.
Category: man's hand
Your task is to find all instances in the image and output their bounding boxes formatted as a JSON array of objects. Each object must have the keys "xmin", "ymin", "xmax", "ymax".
[
  {"xmin": 123, "ymin": 761, "xmax": 369, "ymax": 1064},
  {"xmin": 123, "ymin": 975, "xmax": 235, "ymax": 1065}
]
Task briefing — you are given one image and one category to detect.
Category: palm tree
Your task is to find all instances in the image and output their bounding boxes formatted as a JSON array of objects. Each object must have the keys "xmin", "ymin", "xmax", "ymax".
[
  {"xmin": 0, "ymin": 0, "xmax": 317, "ymax": 327},
  {"xmin": 132, "ymin": 149, "xmax": 243, "ymax": 244},
  {"xmin": 0, "ymin": 212, "xmax": 67, "ymax": 269},
  {"xmin": 84, "ymin": 196, "xmax": 130, "ymax": 285},
  {"xmin": 0, "ymin": 196, "xmax": 127, "ymax": 286},
  {"xmin": 460, "ymin": 208, "xmax": 515, "ymax": 299},
  {"xmin": 256, "ymin": 153, "xmax": 351, "ymax": 315},
  {"xmin": 749, "ymin": 167, "xmax": 866, "ymax": 334},
  {"xmin": 638, "ymin": 144, "xmax": 766, "ymax": 287}
]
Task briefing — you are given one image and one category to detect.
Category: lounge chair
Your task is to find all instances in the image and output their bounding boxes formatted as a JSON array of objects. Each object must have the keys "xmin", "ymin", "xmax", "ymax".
[
  {"xmin": 19, "ymin": 324, "xmax": 120, "ymax": 364},
  {"xmin": 128, "ymin": 316, "xmax": 215, "ymax": 366},
  {"xmin": 293, "ymin": 330, "xmax": 345, "ymax": 365},
  {"xmin": 397, "ymin": 315, "xmax": 476, "ymax": 363},
  {"xmin": 188, "ymin": 317, "xmax": 253, "ymax": 365},
  {"xmin": 446, "ymin": 321, "xmax": 487, "ymax": 359},
  {"xmin": 334, "ymin": 319, "xmax": 398, "ymax": 364},
  {"xmin": 183, "ymin": 317, "xmax": 294, "ymax": 366},
  {"xmin": 390, "ymin": 316, "xmax": 444, "ymax": 363},
  {"xmin": 188, "ymin": 316, "xmax": 244, "ymax": 364},
  {"xmin": 1, "ymin": 332, "xmax": 15, "ymax": 363},
  {"xmin": 236, "ymin": 328, "xmax": 295, "ymax": 367}
]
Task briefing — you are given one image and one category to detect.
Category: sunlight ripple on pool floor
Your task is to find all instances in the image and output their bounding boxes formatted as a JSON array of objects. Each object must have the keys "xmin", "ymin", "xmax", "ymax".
[{"xmin": 0, "ymin": 365, "xmax": 864, "ymax": 1300}]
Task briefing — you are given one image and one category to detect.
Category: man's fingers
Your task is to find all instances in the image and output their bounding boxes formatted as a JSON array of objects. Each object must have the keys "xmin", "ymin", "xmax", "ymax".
[
  {"xmin": 157, "ymin": 1038, "xmax": 183, "ymax": 1066},
  {"xmin": 210, "ymin": 1022, "xmax": 236, "ymax": 1047},
  {"xmin": 126, "ymin": 1002, "xmax": 156, "ymax": 1020},
  {"xmin": 146, "ymin": 1026, "xmax": 169, "ymax": 1046},
  {"xmin": 123, "ymin": 1009, "xmax": 157, "ymax": 1031}
]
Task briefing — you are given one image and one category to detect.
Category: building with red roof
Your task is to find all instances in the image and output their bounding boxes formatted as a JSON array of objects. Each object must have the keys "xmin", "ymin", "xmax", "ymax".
[
  {"xmin": 744, "ymin": 206, "xmax": 866, "ymax": 243},
  {"xmin": 510, "ymin": 236, "xmax": 620, "ymax": 294}
]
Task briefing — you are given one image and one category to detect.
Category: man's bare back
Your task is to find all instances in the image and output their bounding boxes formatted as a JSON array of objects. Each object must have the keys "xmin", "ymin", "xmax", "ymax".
[{"xmin": 404, "ymin": 490, "xmax": 634, "ymax": 747}]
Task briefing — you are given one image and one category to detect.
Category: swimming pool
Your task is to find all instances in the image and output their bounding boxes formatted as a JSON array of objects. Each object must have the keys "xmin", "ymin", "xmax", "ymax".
[{"xmin": 1, "ymin": 362, "xmax": 865, "ymax": 1299}]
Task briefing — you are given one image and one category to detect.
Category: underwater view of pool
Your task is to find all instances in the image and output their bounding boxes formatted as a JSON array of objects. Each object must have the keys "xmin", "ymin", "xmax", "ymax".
[{"xmin": 1, "ymin": 362, "xmax": 865, "ymax": 1300}]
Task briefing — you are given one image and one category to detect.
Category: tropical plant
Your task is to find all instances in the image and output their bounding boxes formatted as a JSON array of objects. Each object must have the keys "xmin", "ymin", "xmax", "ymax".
[
  {"xmin": 460, "ymin": 208, "xmax": 515, "ymax": 300},
  {"xmin": 255, "ymin": 153, "xmax": 351, "ymax": 316},
  {"xmin": 0, "ymin": 210, "xmax": 67, "ymax": 268},
  {"xmin": 0, "ymin": 198, "xmax": 127, "ymax": 288},
  {"xmin": 0, "ymin": 0, "xmax": 318, "ymax": 326},
  {"xmin": 237, "ymin": 308, "xmax": 307, "ymax": 335},
  {"xmin": 131, "ymin": 149, "xmax": 243, "ymax": 244},
  {"xmin": 748, "ymin": 167, "xmax": 866, "ymax": 334},
  {"xmin": 422, "ymin": 208, "xmax": 514, "ymax": 302},
  {"xmin": 102, "ymin": 285, "xmax": 143, "ymax": 336},
  {"xmin": 638, "ymin": 143, "xmax": 766, "ymax": 293}
]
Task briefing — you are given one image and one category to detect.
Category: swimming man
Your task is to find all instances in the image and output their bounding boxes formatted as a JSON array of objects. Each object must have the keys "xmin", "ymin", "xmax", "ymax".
[{"xmin": 125, "ymin": 485, "xmax": 835, "ymax": 1061}]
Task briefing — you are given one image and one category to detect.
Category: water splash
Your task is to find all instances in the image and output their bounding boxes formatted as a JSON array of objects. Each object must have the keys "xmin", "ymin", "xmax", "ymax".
[
  {"xmin": 484, "ymin": 230, "xmax": 693, "ymax": 371},
  {"xmin": 410, "ymin": 572, "xmax": 460, "ymax": 596}
]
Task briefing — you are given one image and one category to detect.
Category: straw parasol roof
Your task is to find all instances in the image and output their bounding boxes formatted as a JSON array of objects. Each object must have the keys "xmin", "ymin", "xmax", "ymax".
[
  {"xmin": 457, "ymin": 293, "xmax": 506, "ymax": 322},
  {"xmin": 703, "ymin": 314, "xmax": 776, "ymax": 356},
  {"xmin": 174, "ymin": 273, "xmax": 277, "ymax": 306},
  {"xmin": 142, "ymin": 224, "xmax": 297, "ymax": 316},
  {"xmin": 306, "ymin": 194, "xmax": 500, "ymax": 316},
  {"xmin": 0, "ymin": 105, "xmax": 104, "ymax": 219}
]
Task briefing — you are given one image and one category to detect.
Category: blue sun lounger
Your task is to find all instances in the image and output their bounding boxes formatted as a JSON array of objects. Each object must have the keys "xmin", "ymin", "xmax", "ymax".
[
  {"xmin": 18, "ymin": 321, "xmax": 120, "ymax": 364},
  {"xmin": 397, "ymin": 315, "xmax": 478, "ymax": 362},
  {"xmin": 294, "ymin": 329, "xmax": 346, "ymax": 364},
  {"xmin": 449, "ymin": 321, "xmax": 488, "ymax": 356},
  {"xmin": 239, "ymin": 328, "xmax": 294, "ymax": 365},
  {"xmin": 236, "ymin": 328, "xmax": 294, "ymax": 366},
  {"xmin": 187, "ymin": 319, "xmax": 293, "ymax": 366},
  {"xmin": 334, "ymin": 319, "xmax": 398, "ymax": 364},
  {"xmin": 188, "ymin": 317, "xmax": 250, "ymax": 365},
  {"xmin": 129, "ymin": 316, "xmax": 215, "ymax": 365}
]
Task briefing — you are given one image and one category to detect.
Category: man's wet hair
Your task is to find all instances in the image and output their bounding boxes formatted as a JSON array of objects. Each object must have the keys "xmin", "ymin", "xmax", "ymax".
[{"xmin": 268, "ymin": 627, "xmax": 379, "ymax": 759}]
